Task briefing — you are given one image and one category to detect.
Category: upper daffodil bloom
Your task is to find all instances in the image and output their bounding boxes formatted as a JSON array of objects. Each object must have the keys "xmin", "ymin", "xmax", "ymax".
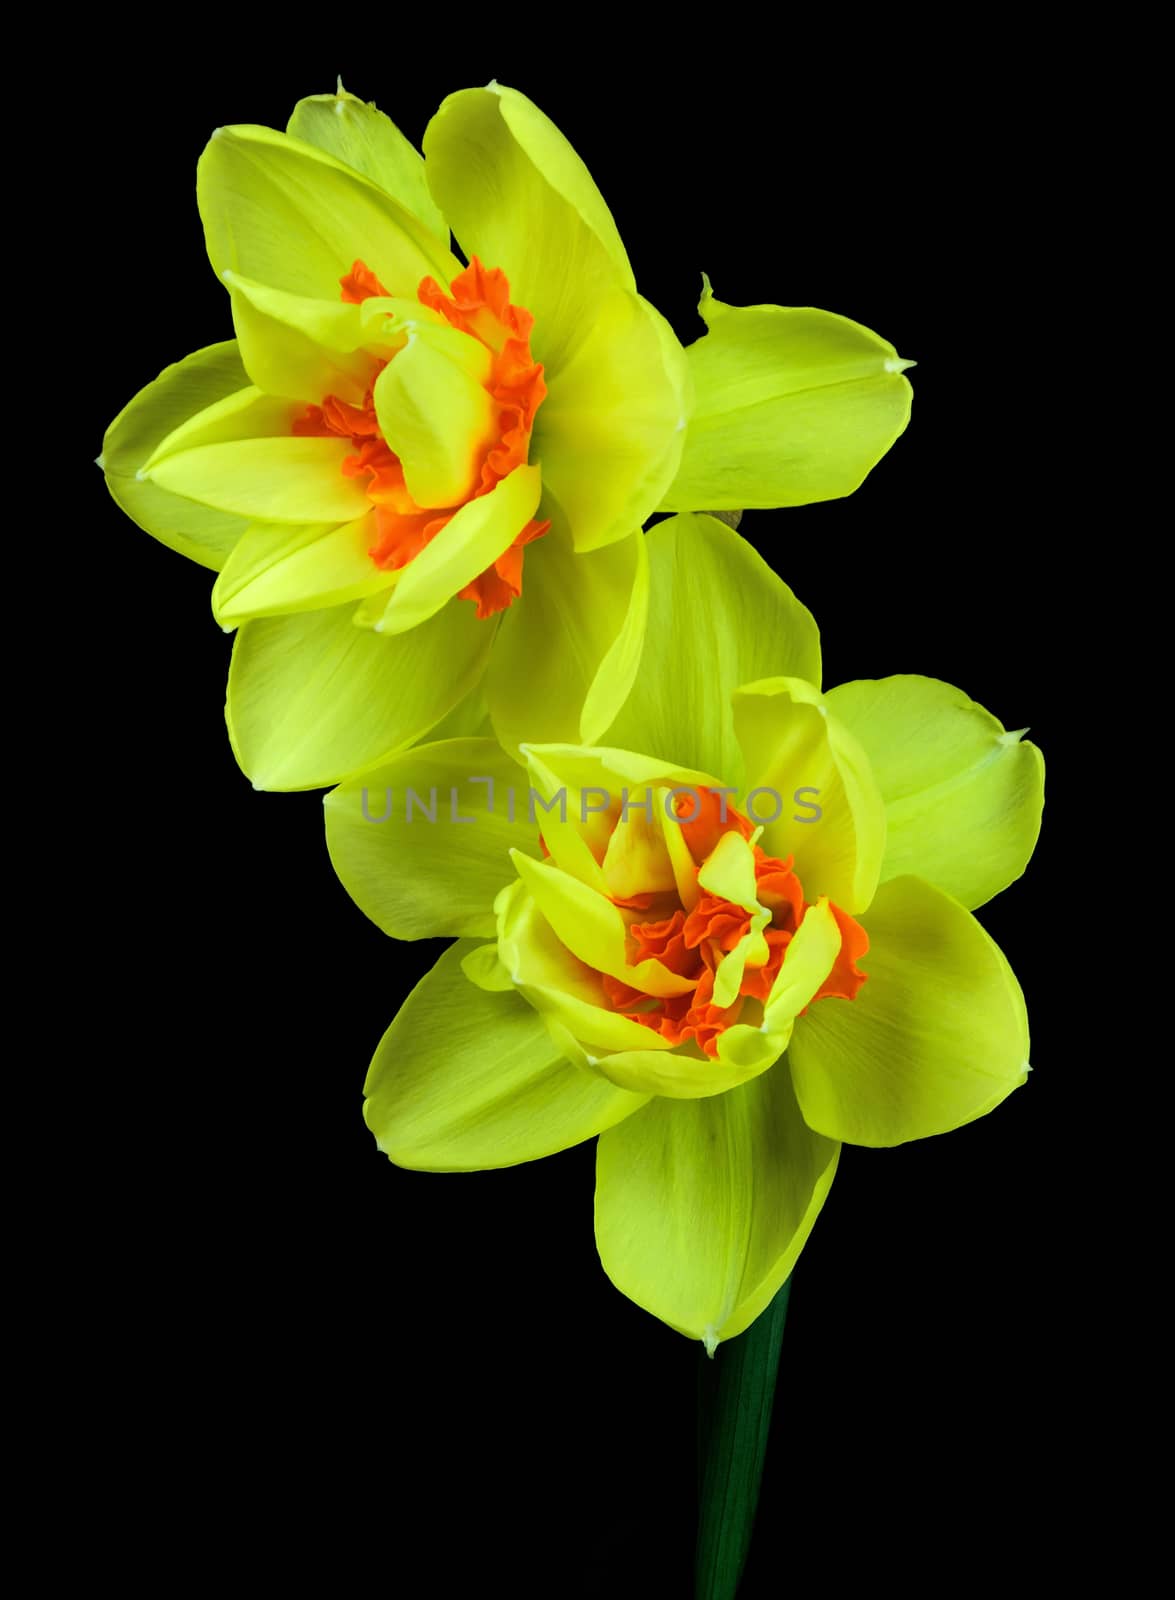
[
  {"xmin": 100, "ymin": 83, "xmax": 913, "ymax": 791},
  {"xmin": 325, "ymin": 514, "xmax": 1044, "ymax": 1350}
]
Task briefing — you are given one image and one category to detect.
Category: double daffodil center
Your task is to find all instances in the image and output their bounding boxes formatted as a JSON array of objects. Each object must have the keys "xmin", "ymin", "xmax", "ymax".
[
  {"xmin": 528, "ymin": 784, "xmax": 869, "ymax": 1060},
  {"xmin": 293, "ymin": 256, "xmax": 549, "ymax": 618}
]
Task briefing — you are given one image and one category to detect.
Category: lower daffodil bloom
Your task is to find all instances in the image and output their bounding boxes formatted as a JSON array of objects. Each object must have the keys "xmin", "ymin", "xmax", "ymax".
[
  {"xmin": 101, "ymin": 83, "xmax": 913, "ymax": 792},
  {"xmin": 324, "ymin": 514, "xmax": 1044, "ymax": 1348}
]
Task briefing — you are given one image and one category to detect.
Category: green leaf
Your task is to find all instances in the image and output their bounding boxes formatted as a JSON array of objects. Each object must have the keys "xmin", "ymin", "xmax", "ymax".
[{"xmin": 696, "ymin": 1277, "xmax": 791, "ymax": 1600}]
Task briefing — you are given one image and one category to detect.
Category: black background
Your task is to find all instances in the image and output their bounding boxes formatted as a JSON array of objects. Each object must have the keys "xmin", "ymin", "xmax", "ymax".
[{"xmin": 69, "ymin": 37, "xmax": 1086, "ymax": 1595}]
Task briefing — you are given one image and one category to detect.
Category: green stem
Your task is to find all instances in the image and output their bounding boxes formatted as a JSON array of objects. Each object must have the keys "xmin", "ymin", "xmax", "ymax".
[{"xmin": 695, "ymin": 1277, "xmax": 792, "ymax": 1600}]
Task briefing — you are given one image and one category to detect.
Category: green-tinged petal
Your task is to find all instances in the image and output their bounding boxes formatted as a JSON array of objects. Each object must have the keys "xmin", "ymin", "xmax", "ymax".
[
  {"xmin": 601, "ymin": 798, "xmax": 677, "ymax": 902},
  {"xmin": 533, "ymin": 287, "xmax": 689, "ymax": 552},
  {"xmin": 698, "ymin": 832, "xmax": 764, "ymax": 916},
  {"xmin": 710, "ymin": 1019, "xmax": 790, "ymax": 1079},
  {"xmin": 424, "ymin": 87, "xmax": 687, "ymax": 550},
  {"xmin": 510, "ymin": 851, "xmax": 695, "ymax": 998},
  {"xmin": 287, "ymin": 84, "xmax": 449, "ymax": 245},
  {"xmin": 366, "ymin": 942, "xmax": 648, "ymax": 1172},
  {"xmin": 595, "ymin": 1067, "xmax": 839, "ymax": 1346},
  {"xmin": 212, "ymin": 516, "xmax": 391, "ymax": 624},
  {"xmin": 519, "ymin": 744, "xmax": 722, "ymax": 892},
  {"xmin": 368, "ymin": 465, "xmax": 542, "ymax": 634},
  {"xmin": 661, "ymin": 279, "xmax": 913, "ymax": 511},
  {"xmin": 659, "ymin": 786, "xmax": 703, "ymax": 909},
  {"xmin": 762, "ymin": 899, "xmax": 842, "ymax": 1029},
  {"xmin": 605, "ymin": 516, "xmax": 822, "ymax": 781},
  {"xmin": 423, "ymin": 85, "xmax": 634, "ymax": 361},
  {"xmin": 146, "ymin": 436, "xmax": 371, "ymax": 523},
  {"xmin": 495, "ymin": 880, "xmax": 675, "ymax": 1051},
  {"xmin": 788, "ymin": 875, "xmax": 1030, "ymax": 1146},
  {"xmin": 227, "ymin": 597, "xmax": 494, "ymax": 790},
  {"xmin": 504, "ymin": 896, "xmax": 781, "ymax": 1096},
  {"xmin": 142, "ymin": 385, "xmax": 299, "ymax": 470},
  {"xmin": 373, "ymin": 322, "xmax": 496, "ymax": 507},
  {"xmin": 198, "ymin": 123, "xmax": 458, "ymax": 303},
  {"xmin": 486, "ymin": 525, "xmax": 649, "ymax": 755},
  {"xmin": 710, "ymin": 924, "xmax": 769, "ymax": 1009},
  {"xmin": 224, "ymin": 271, "xmax": 383, "ymax": 404},
  {"xmin": 579, "ymin": 535, "xmax": 651, "ymax": 745},
  {"xmin": 553, "ymin": 1017, "xmax": 782, "ymax": 1101},
  {"xmin": 732, "ymin": 677, "xmax": 885, "ymax": 912},
  {"xmin": 497, "ymin": 882, "xmax": 787, "ymax": 1101},
  {"xmin": 102, "ymin": 343, "xmax": 258, "ymax": 570},
  {"xmin": 824, "ymin": 675, "xmax": 1045, "ymax": 909},
  {"xmin": 325, "ymin": 739, "xmax": 537, "ymax": 939},
  {"xmin": 424, "ymin": 686, "xmax": 493, "ymax": 742},
  {"xmin": 461, "ymin": 942, "xmax": 514, "ymax": 991},
  {"xmin": 706, "ymin": 901, "xmax": 841, "ymax": 1070}
]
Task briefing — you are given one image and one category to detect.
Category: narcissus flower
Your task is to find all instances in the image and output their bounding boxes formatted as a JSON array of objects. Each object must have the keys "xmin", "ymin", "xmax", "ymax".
[
  {"xmin": 101, "ymin": 83, "xmax": 913, "ymax": 791},
  {"xmin": 325, "ymin": 515, "xmax": 1044, "ymax": 1349}
]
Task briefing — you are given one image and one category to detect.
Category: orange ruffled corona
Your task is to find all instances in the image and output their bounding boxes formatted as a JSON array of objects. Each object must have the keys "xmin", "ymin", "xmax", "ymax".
[
  {"xmin": 602, "ymin": 792, "xmax": 869, "ymax": 1058},
  {"xmin": 294, "ymin": 258, "xmax": 550, "ymax": 619}
]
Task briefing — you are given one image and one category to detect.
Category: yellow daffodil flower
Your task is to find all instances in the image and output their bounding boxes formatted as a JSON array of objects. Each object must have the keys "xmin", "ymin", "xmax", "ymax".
[
  {"xmin": 324, "ymin": 514, "xmax": 1043, "ymax": 1350},
  {"xmin": 100, "ymin": 83, "xmax": 913, "ymax": 791}
]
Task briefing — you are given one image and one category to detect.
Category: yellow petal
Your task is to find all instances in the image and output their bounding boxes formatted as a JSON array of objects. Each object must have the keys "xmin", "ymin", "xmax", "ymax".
[
  {"xmin": 146, "ymin": 436, "xmax": 371, "ymax": 523},
  {"xmin": 369, "ymin": 464, "xmax": 542, "ymax": 635}
]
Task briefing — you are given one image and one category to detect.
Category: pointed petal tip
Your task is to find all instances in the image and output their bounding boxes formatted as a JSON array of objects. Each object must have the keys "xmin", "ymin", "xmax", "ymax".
[
  {"xmin": 1001, "ymin": 726, "xmax": 1030, "ymax": 744},
  {"xmin": 886, "ymin": 356, "xmax": 917, "ymax": 373},
  {"xmin": 702, "ymin": 1328, "xmax": 719, "ymax": 1358},
  {"xmin": 94, "ymin": 452, "xmax": 105, "ymax": 470}
]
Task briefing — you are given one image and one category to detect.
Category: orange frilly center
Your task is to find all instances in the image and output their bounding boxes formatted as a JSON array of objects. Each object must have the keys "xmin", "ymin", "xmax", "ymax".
[
  {"xmin": 293, "ymin": 257, "xmax": 549, "ymax": 619},
  {"xmin": 601, "ymin": 790, "xmax": 869, "ymax": 1058}
]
